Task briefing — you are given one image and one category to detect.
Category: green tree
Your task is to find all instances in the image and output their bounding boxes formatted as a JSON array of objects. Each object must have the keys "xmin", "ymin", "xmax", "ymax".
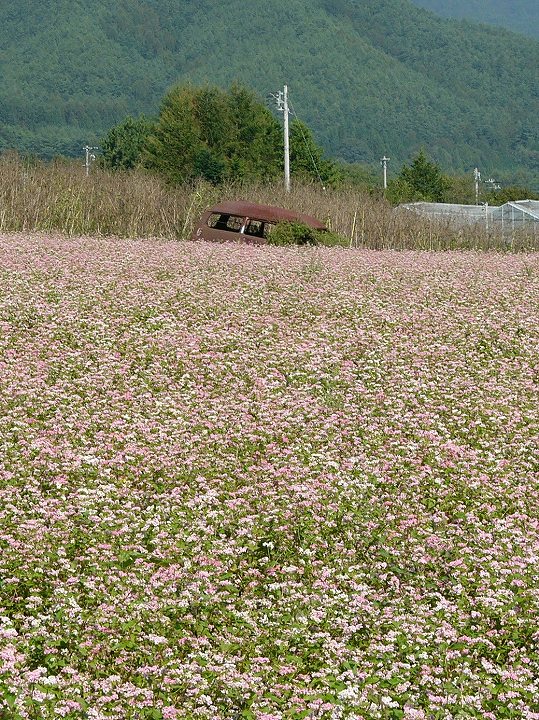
[
  {"xmin": 393, "ymin": 149, "xmax": 449, "ymax": 202},
  {"xmin": 100, "ymin": 115, "xmax": 154, "ymax": 171},
  {"xmin": 144, "ymin": 85, "xmax": 205, "ymax": 184},
  {"xmin": 443, "ymin": 173, "xmax": 476, "ymax": 204},
  {"xmin": 192, "ymin": 147, "xmax": 226, "ymax": 185},
  {"xmin": 143, "ymin": 83, "xmax": 282, "ymax": 185},
  {"xmin": 225, "ymin": 84, "xmax": 282, "ymax": 182},
  {"xmin": 289, "ymin": 120, "xmax": 340, "ymax": 186},
  {"xmin": 484, "ymin": 185, "xmax": 539, "ymax": 204}
]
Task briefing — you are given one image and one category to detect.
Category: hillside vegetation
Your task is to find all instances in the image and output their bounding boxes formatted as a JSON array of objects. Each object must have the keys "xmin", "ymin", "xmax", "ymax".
[
  {"xmin": 411, "ymin": 0, "xmax": 539, "ymax": 39},
  {"xmin": 0, "ymin": 0, "xmax": 538, "ymax": 180}
]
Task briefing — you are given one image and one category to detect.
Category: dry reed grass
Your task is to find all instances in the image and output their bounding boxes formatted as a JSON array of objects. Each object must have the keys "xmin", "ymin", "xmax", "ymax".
[{"xmin": 0, "ymin": 153, "xmax": 537, "ymax": 250}]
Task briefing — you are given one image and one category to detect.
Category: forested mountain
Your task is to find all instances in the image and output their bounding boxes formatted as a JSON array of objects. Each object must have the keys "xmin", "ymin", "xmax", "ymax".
[
  {"xmin": 410, "ymin": 0, "xmax": 539, "ymax": 39},
  {"xmin": 0, "ymin": 0, "xmax": 538, "ymax": 180}
]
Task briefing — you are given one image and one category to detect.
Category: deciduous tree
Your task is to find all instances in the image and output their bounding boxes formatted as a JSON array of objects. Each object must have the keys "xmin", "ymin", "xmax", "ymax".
[{"xmin": 100, "ymin": 115, "xmax": 154, "ymax": 171}]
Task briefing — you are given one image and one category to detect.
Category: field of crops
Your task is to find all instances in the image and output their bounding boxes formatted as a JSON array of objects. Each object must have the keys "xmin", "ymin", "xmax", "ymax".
[{"xmin": 1, "ymin": 233, "xmax": 538, "ymax": 719}]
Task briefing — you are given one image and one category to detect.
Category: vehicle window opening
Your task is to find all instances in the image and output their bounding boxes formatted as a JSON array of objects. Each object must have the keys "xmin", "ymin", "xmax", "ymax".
[
  {"xmin": 208, "ymin": 213, "xmax": 244, "ymax": 232},
  {"xmin": 243, "ymin": 220, "xmax": 276, "ymax": 239},
  {"xmin": 244, "ymin": 220, "xmax": 265, "ymax": 238}
]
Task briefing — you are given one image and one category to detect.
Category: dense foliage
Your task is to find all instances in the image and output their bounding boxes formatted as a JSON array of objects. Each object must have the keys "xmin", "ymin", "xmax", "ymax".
[
  {"xmin": 142, "ymin": 85, "xmax": 282, "ymax": 185},
  {"xmin": 1, "ymin": 234, "xmax": 538, "ymax": 718},
  {"xmin": 387, "ymin": 150, "xmax": 450, "ymax": 203},
  {"xmin": 0, "ymin": 0, "xmax": 537, "ymax": 183},
  {"xmin": 100, "ymin": 116, "xmax": 154, "ymax": 172},
  {"xmin": 411, "ymin": 0, "xmax": 539, "ymax": 39},
  {"xmin": 484, "ymin": 185, "xmax": 539, "ymax": 205},
  {"xmin": 267, "ymin": 222, "xmax": 346, "ymax": 246},
  {"xmin": 101, "ymin": 85, "xmax": 338, "ymax": 186}
]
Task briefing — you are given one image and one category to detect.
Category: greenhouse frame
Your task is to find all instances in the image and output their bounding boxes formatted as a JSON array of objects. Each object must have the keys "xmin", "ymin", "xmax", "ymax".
[{"xmin": 399, "ymin": 200, "xmax": 539, "ymax": 236}]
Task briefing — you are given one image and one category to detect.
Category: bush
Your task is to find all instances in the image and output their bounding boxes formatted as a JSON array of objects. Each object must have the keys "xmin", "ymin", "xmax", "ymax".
[
  {"xmin": 268, "ymin": 221, "xmax": 346, "ymax": 247},
  {"xmin": 316, "ymin": 229, "xmax": 348, "ymax": 247},
  {"xmin": 267, "ymin": 221, "xmax": 318, "ymax": 246}
]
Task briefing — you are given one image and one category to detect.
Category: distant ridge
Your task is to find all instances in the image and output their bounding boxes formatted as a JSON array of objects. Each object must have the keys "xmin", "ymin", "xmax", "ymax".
[
  {"xmin": 0, "ymin": 0, "xmax": 537, "ymax": 181},
  {"xmin": 410, "ymin": 0, "xmax": 539, "ymax": 40}
]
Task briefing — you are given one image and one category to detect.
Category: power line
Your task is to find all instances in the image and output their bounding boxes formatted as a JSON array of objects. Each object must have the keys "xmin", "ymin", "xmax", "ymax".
[{"xmin": 288, "ymin": 99, "xmax": 326, "ymax": 191}]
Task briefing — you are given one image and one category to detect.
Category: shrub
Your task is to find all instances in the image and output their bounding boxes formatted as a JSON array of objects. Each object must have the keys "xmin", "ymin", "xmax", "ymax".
[
  {"xmin": 316, "ymin": 229, "xmax": 348, "ymax": 247},
  {"xmin": 268, "ymin": 221, "xmax": 346, "ymax": 247},
  {"xmin": 267, "ymin": 221, "xmax": 318, "ymax": 246}
]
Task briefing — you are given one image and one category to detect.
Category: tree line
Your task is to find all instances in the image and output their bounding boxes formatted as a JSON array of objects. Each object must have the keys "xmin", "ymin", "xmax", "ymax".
[
  {"xmin": 100, "ymin": 83, "xmax": 538, "ymax": 206},
  {"xmin": 2, "ymin": 0, "xmax": 537, "ymax": 182},
  {"xmin": 100, "ymin": 84, "xmax": 341, "ymax": 186}
]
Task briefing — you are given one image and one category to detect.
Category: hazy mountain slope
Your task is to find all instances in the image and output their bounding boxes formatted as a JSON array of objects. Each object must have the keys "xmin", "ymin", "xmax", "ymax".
[
  {"xmin": 410, "ymin": 0, "xmax": 539, "ymax": 39},
  {"xmin": 0, "ymin": 0, "xmax": 537, "ymax": 179}
]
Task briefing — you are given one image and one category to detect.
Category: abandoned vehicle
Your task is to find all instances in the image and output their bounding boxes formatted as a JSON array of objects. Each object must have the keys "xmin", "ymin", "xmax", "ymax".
[{"xmin": 190, "ymin": 201, "xmax": 326, "ymax": 244}]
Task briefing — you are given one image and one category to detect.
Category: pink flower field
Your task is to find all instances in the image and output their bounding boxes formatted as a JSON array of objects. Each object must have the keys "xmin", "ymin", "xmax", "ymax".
[{"xmin": 0, "ymin": 233, "xmax": 538, "ymax": 720}]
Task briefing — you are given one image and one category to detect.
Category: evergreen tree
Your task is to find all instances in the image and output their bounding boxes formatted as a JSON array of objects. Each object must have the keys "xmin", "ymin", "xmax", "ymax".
[
  {"xmin": 395, "ymin": 149, "xmax": 449, "ymax": 202},
  {"xmin": 226, "ymin": 84, "xmax": 282, "ymax": 182},
  {"xmin": 144, "ymin": 86, "xmax": 205, "ymax": 184},
  {"xmin": 192, "ymin": 147, "xmax": 226, "ymax": 185},
  {"xmin": 104, "ymin": 83, "xmax": 354, "ymax": 187}
]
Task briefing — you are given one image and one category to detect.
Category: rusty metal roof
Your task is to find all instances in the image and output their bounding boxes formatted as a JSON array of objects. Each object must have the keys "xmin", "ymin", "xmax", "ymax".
[{"xmin": 208, "ymin": 201, "xmax": 326, "ymax": 230}]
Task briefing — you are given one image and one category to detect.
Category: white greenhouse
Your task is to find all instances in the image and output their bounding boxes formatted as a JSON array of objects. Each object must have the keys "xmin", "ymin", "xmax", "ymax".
[{"xmin": 399, "ymin": 199, "xmax": 539, "ymax": 236}]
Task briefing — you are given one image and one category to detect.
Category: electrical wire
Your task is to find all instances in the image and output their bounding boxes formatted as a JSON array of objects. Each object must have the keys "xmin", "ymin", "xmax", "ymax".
[{"xmin": 288, "ymin": 101, "xmax": 326, "ymax": 191}]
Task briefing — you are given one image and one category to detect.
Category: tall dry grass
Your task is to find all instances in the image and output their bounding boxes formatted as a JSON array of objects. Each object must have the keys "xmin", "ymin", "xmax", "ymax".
[
  {"xmin": 0, "ymin": 153, "xmax": 537, "ymax": 250},
  {"xmin": 0, "ymin": 153, "xmax": 193, "ymax": 239}
]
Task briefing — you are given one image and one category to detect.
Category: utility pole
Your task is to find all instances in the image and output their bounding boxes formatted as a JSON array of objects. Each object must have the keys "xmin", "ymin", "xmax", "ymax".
[
  {"xmin": 274, "ymin": 85, "xmax": 290, "ymax": 193},
  {"xmin": 380, "ymin": 155, "xmax": 390, "ymax": 190},
  {"xmin": 84, "ymin": 145, "xmax": 98, "ymax": 176},
  {"xmin": 474, "ymin": 167, "xmax": 481, "ymax": 205},
  {"xmin": 283, "ymin": 85, "xmax": 290, "ymax": 193}
]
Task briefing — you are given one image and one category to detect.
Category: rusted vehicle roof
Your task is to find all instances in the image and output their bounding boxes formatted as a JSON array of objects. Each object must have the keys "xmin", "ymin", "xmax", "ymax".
[
  {"xmin": 208, "ymin": 201, "xmax": 326, "ymax": 229},
  {"xmin": 190, "ymin": 200, "xmax": 326, "ymax": 244}
]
